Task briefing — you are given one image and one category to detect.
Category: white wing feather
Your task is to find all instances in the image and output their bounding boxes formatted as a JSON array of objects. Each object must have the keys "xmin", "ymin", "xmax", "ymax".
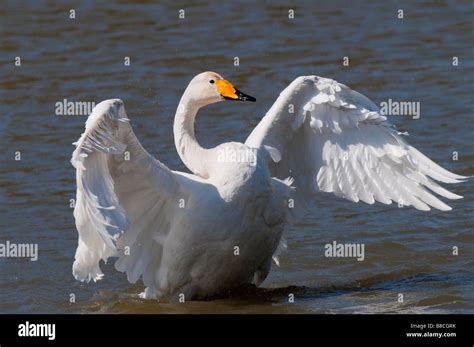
[
  {"xmin": 71, "ymin": 99, "xmax": 181, "ymax": 285},
  {"xmin": 246, "ymin": 76, "xmax": 466, "ymax": 216}
]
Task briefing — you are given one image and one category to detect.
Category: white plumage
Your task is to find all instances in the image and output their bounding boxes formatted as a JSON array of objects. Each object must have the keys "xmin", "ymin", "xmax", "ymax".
[{"xmin": 71, "ymin": 72, "xmax": 466, "ymax": 299}]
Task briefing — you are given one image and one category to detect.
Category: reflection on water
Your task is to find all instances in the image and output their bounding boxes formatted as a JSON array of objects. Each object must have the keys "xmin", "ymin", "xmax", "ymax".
[
  {"xmin": 63, "ymin": 271, "xmax": 471, "ymax": 314},
  {"xmin": 0, "ymin": 0, "xmax": 473, "ymax": 313}
]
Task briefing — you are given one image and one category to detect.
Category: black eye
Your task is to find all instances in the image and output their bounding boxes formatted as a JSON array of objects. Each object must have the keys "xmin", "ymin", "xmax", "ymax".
[{"xmin": 209, "ymin": 80, "xmax": 215, "ymax": 84}]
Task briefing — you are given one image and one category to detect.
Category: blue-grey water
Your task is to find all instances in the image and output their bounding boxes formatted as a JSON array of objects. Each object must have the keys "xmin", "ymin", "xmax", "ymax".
[{"xmin": 0, "ymin": 0, "xmax": 473, "ymax": 313}]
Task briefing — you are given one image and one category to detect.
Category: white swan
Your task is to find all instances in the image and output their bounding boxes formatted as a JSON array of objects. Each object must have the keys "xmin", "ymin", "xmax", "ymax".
[{"xmin": 71, "ymin": 72, "xmax": 467, "ymax": 299}]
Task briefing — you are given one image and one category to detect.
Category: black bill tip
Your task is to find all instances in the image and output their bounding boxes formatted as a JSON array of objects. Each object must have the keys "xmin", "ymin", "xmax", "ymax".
[{"xmin": 225, "ymin": 88, "xmax": 256, "ymax": 102}]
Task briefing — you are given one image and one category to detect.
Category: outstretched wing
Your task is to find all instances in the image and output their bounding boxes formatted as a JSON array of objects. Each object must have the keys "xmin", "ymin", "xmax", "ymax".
[
  {"xmin": 246, "ymin": 76, "xmax": 467, "ymax": 218},
  {"xmin": 71, "ymin": 99, "xmax": 181, "ymax": 286}
]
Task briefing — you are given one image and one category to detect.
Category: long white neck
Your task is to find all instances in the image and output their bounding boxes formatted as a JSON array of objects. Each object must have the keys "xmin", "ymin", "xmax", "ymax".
[{"xmin": 173, "ymin": 94, "xmax": 211, "ymax": 178}]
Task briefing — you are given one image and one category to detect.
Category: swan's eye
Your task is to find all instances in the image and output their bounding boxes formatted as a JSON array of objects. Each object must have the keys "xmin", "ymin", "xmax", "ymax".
[{"xmin": 209, "ymin": 80, "xmax": 215, "ymax": 84}]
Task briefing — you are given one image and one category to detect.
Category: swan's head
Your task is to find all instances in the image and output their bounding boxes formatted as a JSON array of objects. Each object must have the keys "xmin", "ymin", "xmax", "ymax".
[{"xmin": 184, "ymin": 71, "xmax": 256, "ymax": 106}]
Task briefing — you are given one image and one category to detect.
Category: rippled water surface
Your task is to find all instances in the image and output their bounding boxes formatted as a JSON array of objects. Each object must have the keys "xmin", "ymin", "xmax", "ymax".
[{"xmin": 0, "ymin": 0, "xmax": 473, "ymax": 313}]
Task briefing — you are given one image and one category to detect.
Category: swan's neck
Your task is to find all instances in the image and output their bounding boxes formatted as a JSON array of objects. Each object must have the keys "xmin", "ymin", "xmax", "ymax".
[{"xmin": 173, "ymin": 96, "xmax": 210, "ymax": 178}]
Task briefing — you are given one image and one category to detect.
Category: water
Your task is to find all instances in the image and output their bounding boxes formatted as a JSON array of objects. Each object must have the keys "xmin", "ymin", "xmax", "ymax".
[{"xmin": 0, "ymin": 0, "xmax": 473, "ymax": 313}]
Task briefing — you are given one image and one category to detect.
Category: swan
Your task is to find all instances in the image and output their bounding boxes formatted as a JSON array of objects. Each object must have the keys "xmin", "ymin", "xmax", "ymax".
[{"xmin": 71, "ymin": 71, "xmax": 467, "ymax": 300}]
